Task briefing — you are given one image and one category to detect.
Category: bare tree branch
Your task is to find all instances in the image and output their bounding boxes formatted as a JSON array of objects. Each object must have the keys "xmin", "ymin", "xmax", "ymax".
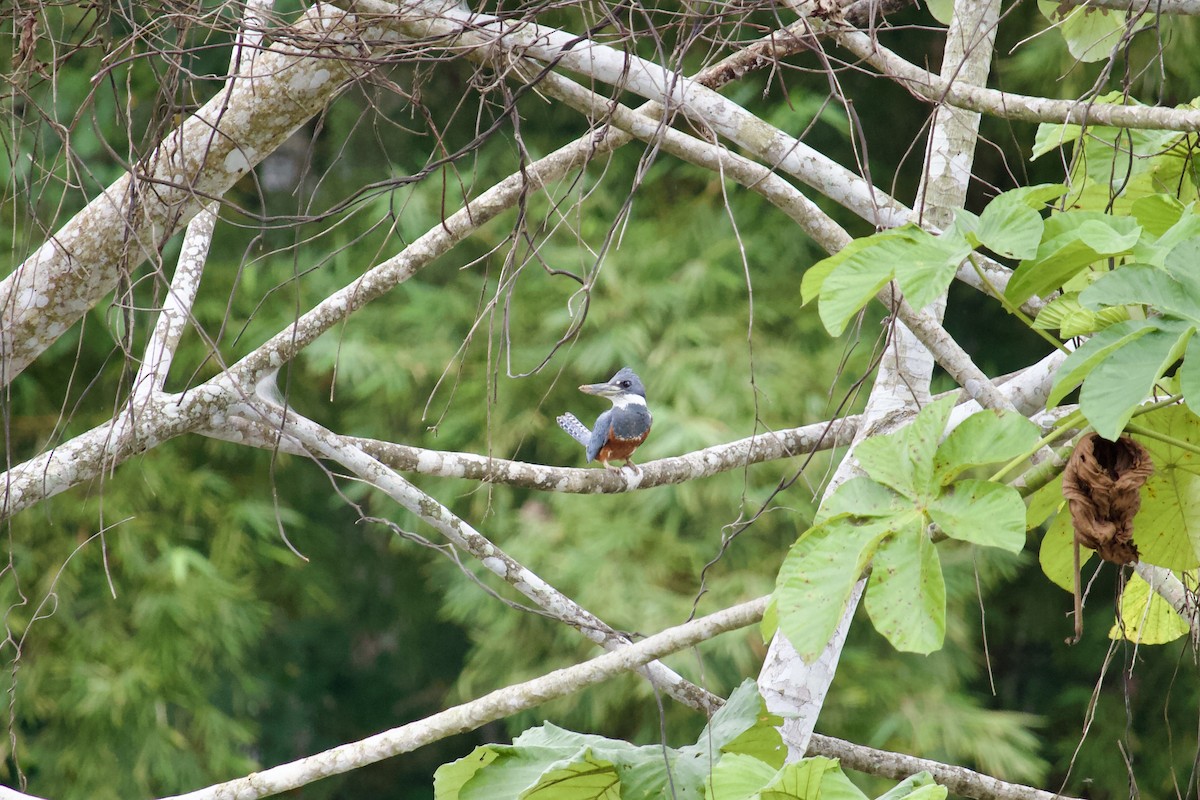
[
  {"xmin": 1060, "ymin": 0, "xmax": 1200, "ymax": 14},
  {"xmin": 827, "ymin": 22, "xmax": 1200, "ymax": 132},
  {"xmin": 808, "ymin": 734, "xmax": 1083, "ymax": 800},
  {"xmin": 157, "ymin": 596, "xmax": 769, "ymax": 800},
  {"xmin": 0, "ymin": 6, "xmax": 402, "ymax": 386},
  {"xmin": 238, "ymin": 398, "xmax": 724, "ymax": 711},
  {"xmin": 338, "ymin": 0, "xmax": 915, "ymax": 228}
]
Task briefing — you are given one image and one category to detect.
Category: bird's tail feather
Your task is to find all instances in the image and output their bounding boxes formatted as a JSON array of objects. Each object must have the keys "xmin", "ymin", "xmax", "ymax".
[{"xmin": 556, "ymin": 412, "xmax": 591, "ymax": 446}]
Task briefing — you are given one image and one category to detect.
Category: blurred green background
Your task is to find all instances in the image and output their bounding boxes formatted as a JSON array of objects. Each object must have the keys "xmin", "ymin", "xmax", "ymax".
[{"xmin": 2, "ymin": 1, "xmax": 1199, "ymax": 798}]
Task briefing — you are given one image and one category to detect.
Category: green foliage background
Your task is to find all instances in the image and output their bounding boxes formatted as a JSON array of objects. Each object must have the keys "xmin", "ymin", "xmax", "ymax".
[{"xmin": 2, "ymin": 2, "xmax": 1199, "ymax": 799}]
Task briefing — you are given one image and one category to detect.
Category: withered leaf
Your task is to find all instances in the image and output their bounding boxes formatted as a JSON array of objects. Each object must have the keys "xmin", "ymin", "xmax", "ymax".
[{"xmin": 1062, "ymin": 432, "xmax": 1153, "ymax": 565}]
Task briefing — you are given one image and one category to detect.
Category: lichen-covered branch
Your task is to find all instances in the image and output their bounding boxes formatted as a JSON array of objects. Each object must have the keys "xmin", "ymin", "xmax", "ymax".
[
  {"xmin": 808, "ymin": 734, "xmax": 1083, "ymax": 800},
  {"xmin": 159, "ymin": 596, "xmax": 769, "ymax": 800},
  {"xmin": 0, "ymin": 6, "xmax": 399, "ymax": 386},
  {"xmin": 829, "ymin": 22, "xmax": 1200, "ymax": 132}
]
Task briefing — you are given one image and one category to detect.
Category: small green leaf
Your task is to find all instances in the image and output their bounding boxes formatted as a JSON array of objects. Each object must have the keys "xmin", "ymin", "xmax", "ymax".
[
  {"xmin": 929, "ymin": 479, "xmax": 1027, "ymax": 553},
  {"xmin": 855, "ymin": 396, "xmax": 956, "ymax": 499},
  {"xmin": 819, "ymin": 475, "xmax": 908, "ymax": 521},
  {"xmin": 696, "ymin": 680, "xmax": 782, "ymax": 758},
  {"xmin": 975, "ymin": 183, "xmax": 1067, "ymax": 259},
  {"xmin": 952, "ymin": 208, "xmax": 981, "ymax": 246},
  {"xmin": 1109, "ymin": 570, "xmax": 1190, "ymax": 645},
  {"xmin": 1031, "ymin": 120, "xmax": 1084, "ymax": 160},
  {"xmin": 775, "ymin": 514, "xmax": 894, "ymax": 660},
  {"xmin": 1131, "ymin": 194, "xmax": 1186, "ymax": 237},
  {"xmin": 1006, "ymin": 213, "xmax": 1141, "ymax": 305},
  {"xmin": 1039, "ymin": 0, "xmax": 1150, "ymax": 62},
  {"xmin": 1080, "ymin": 264, "xmax": 1200, "ymax": 324},
  {"xmin": 1032, "ymin": 293, "xmax": 1129, "ymax": 338},
  {"xmin": 705, "ymin": 752, "xmax": 778, "ymax": 800},
  {"xmin": 1047, "ymin": 319, "xmax": 1160, "ymax": 409},
  {"xmin": 1038, "ymin": 511, "xmax": 1083, "ymax": 593},
  {"xmin": 933, "ymin": 410, "xmax": 1041, "ymax": 485},
  {"xmin": 1078, "ymin": 320, "xmax": 1193, "ymax": 440},
  {"xmin": 876, "ymin": 773, "xmax": 948, "ymax": 800},
  {"xmin": 864, "ymin": 531, "xmax": 946, "ymax": 654}
]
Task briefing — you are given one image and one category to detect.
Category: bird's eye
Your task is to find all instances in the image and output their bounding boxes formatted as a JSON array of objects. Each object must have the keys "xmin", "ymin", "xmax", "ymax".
[{"xmin": 620, "ymin": 380, "xmax": 631, "ymax": 388}]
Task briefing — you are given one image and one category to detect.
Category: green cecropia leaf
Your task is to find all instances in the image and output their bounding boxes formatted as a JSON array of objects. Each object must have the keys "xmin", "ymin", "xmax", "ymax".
[
  {"xmin": 434, "ymin": 682, "xmax": 946, "ymax": 800},
  {"xmin": 775, "ymin": 399, "xmax": 1038, "ymax": 657}
]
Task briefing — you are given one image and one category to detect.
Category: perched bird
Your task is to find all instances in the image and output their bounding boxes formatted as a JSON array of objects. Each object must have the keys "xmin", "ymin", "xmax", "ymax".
[{"xmin": 557, "ymin": 367, "xmax": 652, "ymax": 471}]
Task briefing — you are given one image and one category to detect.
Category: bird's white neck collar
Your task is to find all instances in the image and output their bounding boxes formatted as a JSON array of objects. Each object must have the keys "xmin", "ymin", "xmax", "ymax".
[{"xmin": 611, "ymin": 393, "xmax": 647, "ymax": 409}]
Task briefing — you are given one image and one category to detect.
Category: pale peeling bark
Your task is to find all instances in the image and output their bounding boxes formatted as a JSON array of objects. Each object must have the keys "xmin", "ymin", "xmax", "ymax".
[
  {"xmin": 914, "ymin": 0, "xmax": 1001, "ymax": 229},
  {"xmin": 758, "ymin": 0, "xmax": 1001, "ymax": 757},
  {"xmin": 0, "ymin": 6, "xmax": 393, "ymax": 386}
]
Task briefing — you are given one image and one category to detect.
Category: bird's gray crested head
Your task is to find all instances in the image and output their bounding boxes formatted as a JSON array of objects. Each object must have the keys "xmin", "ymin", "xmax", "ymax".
[{"xmin": 579, "ymin": 366, "xmax": 647, "ymax": 405}]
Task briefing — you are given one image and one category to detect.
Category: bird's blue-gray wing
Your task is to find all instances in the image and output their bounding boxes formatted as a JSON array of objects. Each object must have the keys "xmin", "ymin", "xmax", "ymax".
[{"xmin": 586, "ymin": 409, "xmax": 614, "ymax": 462}]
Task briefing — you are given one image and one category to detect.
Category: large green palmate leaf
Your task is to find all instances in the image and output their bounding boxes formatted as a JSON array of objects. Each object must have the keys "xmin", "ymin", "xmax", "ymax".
[
  {"xmin": 863, "ymin": 531, "xmax": 946, "ymax": 654},
  {"xmin": 928, "ymin": 479, "xmax": 1027, "ymax": 553},
  {"xmin": 853, "ymin": 396, "xmax": 957, "ymax": 499},
  {"xmin": 933, "ymin": 409, "xmax": 1042, "ymax": 485},
  {"xmin": 1130, "ymin": 405, "xmax": 1200, "ymax": 570},
  {"xmin": 776, "ymin": 401, "xmax": 1038, "ymax": 656},
  {"xmin": 436, "ymin": 682, "xmax": 783, "ymax": 800},
  {"xmin": 776, "ymin": 511, "xmax": 896, "ymax": 660},
  {"xmin": 437, "ymin": 683, "xmax": 946, "ymax": 800},
  {"xmin": 1109, "ymin": 571, "xmax": 1190, "ymax": 645}
]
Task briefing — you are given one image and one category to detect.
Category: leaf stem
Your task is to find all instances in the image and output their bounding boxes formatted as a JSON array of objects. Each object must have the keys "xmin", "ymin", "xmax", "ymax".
[
  {"xmin": 968, "ymin": 254, "xmax": 1070, "ymax": 354},
  {"xmin": 1126, "ymin": 422, "xmax": 1200, "ymax": 456},
  {"xmin": 989, "ymin": 409, "xmax": 1084, "ymax": 484}
]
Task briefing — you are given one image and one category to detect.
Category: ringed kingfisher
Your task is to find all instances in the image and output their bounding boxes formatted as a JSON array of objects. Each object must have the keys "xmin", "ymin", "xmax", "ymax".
[{"xmin": 556, "ymin": 367, "xmax": 652, "ymax": 471}]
